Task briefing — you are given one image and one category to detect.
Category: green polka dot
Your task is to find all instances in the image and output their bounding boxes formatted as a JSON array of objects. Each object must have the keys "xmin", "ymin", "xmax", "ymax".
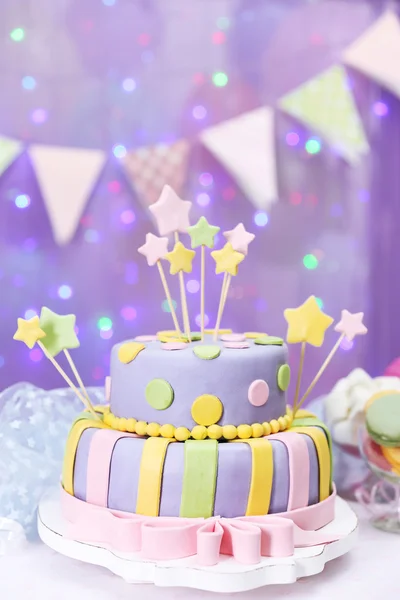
[
  {"xmin": 145, "ymin": 378, "xmax": 174, "ymax": 410},
  {"xmin": 255, "ymin": 336, "xmax": 284, "ymax": 346},
  {"xmin": 193, "ymin": 345, "xmax": 221, "ymax": 360},
  {"xmin": 181, "ymin": 332, "xmax": 202, "ymax": 342},
  {"xmin": 277, "ymin": 364, "xmax": 291, "ymax": 391}
]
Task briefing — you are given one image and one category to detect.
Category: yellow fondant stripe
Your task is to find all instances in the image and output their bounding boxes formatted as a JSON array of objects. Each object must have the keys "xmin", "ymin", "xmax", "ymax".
[
  {"xmin": 62, "ymin": 418, "xmax": 109, "ymax": 495},
  {"xmin": 291, "ymin": 426, "xmax": 331, "ymax": 501},
  {"xmin": 233, "ymin": 438, "xmax": 273, "ymax": 516},
  {"xmin": 136, "ymin": 437, "xmax": 174, "ymax": 516}
]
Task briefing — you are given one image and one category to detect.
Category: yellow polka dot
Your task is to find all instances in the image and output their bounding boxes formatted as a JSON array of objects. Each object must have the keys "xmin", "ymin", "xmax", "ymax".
[
  {"xmin": 135, "ymin": 421, "xmax": 148, "ymax": 436},
  {"xmin": 204, "ymin": 328, "xmax": 232, "ymax": 335},
  {"xmin": 207, "ymin": 424, "xmax": 223, "ymax": 440},
  {"xmin": 251, "ymin": 423, "xmax": 264, "ymax": 438},
  {"xmin": 223, "ymin": 425, "xmax": 237, "ymax": 440},
  {"xmin": 191, "ymin": 394, "xmax": 223, "ymax": 426},
  {"xmin": 191, "ymin": 425, "xmax": 207, "ymax": 440},
  {"xmin": 126, "ymin": 418, "xmax": 137, "ymax": 433},
  {"xmin": 263, "ymin": 422, "xmax": 272, "ymax": 436},
  {"xmin": 175, "ymin": 427, "xmax": 190, "ymax": 441},
  {"xmin": 146, "ymin": 423, "xmax": 160, "ymax": 437},
  {"xmin": 118, "ymin": 342, "xmax": 145, "ymax": 364},
  {"xmin": 270, "ymin": 419, "xmax": 280, "ymax": 434},
  {"xmin": 158, "ymin": 335, "xmax": 187, "ymax": 343},
  {"xmin": 157, "ymin": 330, "xmax": 177, "ymax": 338},
  {"xmin": 159, "ymin": 424, "xmax": 175, "ymax": 438},
  {"xmin": 244, "ymin": 331, "xmax": 268, "ymax": 339},
  {"xmin": 237, "ymin": 424, "xmax": 252, "ymax": 439}
]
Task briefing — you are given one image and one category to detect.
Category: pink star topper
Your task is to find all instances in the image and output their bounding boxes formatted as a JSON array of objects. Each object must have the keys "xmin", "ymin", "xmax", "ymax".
[
  {"xmin": 138, "ymin": 233, "xmax": 169, "ymax": 266},
  {"xmin": 223, "ymin": 223, "xmax": 255, "ymax": 255},
  {"xmin": 149, "ymin": 185, "xmax": 192, "ymax": 236},
  {"xmin": 334, "ymin": 310, "xmax": 368, "ymax": 341}
]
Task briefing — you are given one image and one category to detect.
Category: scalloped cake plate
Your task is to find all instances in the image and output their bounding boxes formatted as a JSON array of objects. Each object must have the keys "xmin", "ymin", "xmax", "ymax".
[{"xmin": 37, "ymin": 488, "xmax": 358, "ymax": 593}]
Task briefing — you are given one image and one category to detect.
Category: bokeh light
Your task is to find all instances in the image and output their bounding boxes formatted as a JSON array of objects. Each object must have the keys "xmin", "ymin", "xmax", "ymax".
[
  {"xmin": 212, "ymin": 72, "xmax": 228, "ymax": 87},
  {"xmin": 100, "ymin": 329, "xmax": 113, "ymax": 340},
  {"xmin": 122, "ymin": 78, "xmax": 136, "ymax": 92},
  {"xmin": 92, "ymin": 366, "xmax": 105, "ymax": 380},
  {"xmin": 15, "ymin": 194, "xmax": 31, "ymax": 209},
  {"xmin": 113, "ymin": 144, "xmax": 127, "ymax": 158},
  {"xmin": 192, "ymin": 105, "xmax": 207, "ymax": 120},
  {"xmin": 196, "ymin": 192, "xmax": 210, "ymax": 207},
  {"xmin": 195, "ymin": 313, "xmax": 210, "ymax": 327},
  {"xmin": 305, "ymin": 139, "xmax": 321, "ymax": 154},
  {"xmin": 162, "ymin": 299, "xmax": 177, "ymax": 313},
  {"xmin": 31, "ymin": 109, "xmax": 48, "ymax": 124},
  {"xmin": 120, "ymin": 209, "xmax": 135, "ymax": 225},
  {"xmin": 24, "ymin": 308, "xmax": 37, "ymax": 320},
  {"xmin": 102, "ymin": 0, "xmax": 116, "ymax": 5},
  {"xmin": 199, "ymin": 172, "xmax": 213, "ymax": 187},
  {"xmin": 216, "ymin": 16, "xmax": 230, "ymax": 29},
  {"xmin": 108, "ymin": 180, "xmax": 121, "ymax": 194},
  {"xmin": 286, "ymin": 132, "xmax": 300, "ymax": 146},
  {"xmin": 315, "ymin": 297, "xmax": 324, "ymax": 309},
  {"xmin": 187, "ymin": 279, "xmax": 200, "ymax": 294},
  {"xmin": 303, "ymin": 254, "xmax": 319, "ymax": 269},
  {"xmin": 10, "ymin": 28, "xmax": 25, "ymax": 42},
  {"xmin": 21, "ymin": 76, "xmax": 36, "ymax": 90},
  {"xmin": 222, "ymin": 187, "xmax": 236, "ymax": 201},
  {"xmin": 84, "ymin": 229, "xmax": 100, "ymax": 243},
  {"xmin": 373, "ymin": 101, "xmax": 389, "ymax": 117},
  {"xmin": 358, "ymin": 189, "xmax": 369, "ymax": 203},
  {"xmin": 29, "ymin": 348, "xmax": 43, "ymax": 363},
  {"xmin": 340, "ymin": 337, "xmax": 354, "ymax": 352},
  {"xmin": 254, "ymin": 211, "xmax": 269, "ymax": 227},
  {"xmin": 290, "ymin": 191, "xmax": 302, "ymax": 205},
  {"xmin": 57, "ymin": 284, "xmax": 73, "ymax": 299},
  {"xmin": 120, "ymin": 306, "xmax": 137, "ymax": 321},
  {"xmin": 97, "ymin": 317, "xmax": 113, "ymax": 331},
  {"xmin": 138, "ymin": 33, "xmax": 151, "ymax": 46},
  {"xmin": 212, "ymin": 31, "xmax": 226, "ymax": 44}
]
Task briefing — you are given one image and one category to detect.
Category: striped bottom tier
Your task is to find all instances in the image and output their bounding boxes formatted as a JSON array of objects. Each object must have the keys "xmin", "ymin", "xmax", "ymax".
[{"xmin": 62, "ymin": 414, "xmax": 332, "ymax": 518}]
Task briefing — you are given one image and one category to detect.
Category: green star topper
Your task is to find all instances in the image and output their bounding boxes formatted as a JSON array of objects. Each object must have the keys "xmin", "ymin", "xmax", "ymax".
[
  {"xmin": 187, "ymin": 216, "xmax": 220, "ymax": 249},
  {"xmin": 39, "ymin": 307, "xmax": 80, "ymax": 357}
]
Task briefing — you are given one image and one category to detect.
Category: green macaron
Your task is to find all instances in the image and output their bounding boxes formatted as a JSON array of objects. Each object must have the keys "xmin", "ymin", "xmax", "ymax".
[{"xmin": 366, "ymin": 392, "xmax": 400, "ymax": 448}]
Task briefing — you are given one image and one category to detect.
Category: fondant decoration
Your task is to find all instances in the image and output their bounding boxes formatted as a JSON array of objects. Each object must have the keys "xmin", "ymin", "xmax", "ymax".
[
  {"xmin": 291, "ymin": 417, "xmax": 333, "ymax": 487},
  {"xmin": 134, "ymin": 335, "xmax": 158, "ymax": 342},
  {"xmin": 193, "ymin": 345, "xmax": 221, "ymax": 360},
  {"xmin": 118, "ymin": 342, "xmax": 145, "ymax": 364},
  {"xmin": 138, "ymin": 233, "xmax": 169, "ymax": 266},
  {"xmin": 39, "ymin": 307, "xmax": 79, "ymax": 356},
  {"xmin": 366, "ymin": 392, "xmax": 400, "ymax": 447},
  {"xmin": 220, "ymin": 333, "xmax": 246, "ymax": 342},
  {"xmin": 136, "ymin": 438, "xmax": 174, "ymax": 516},
  {"xmin": 270, "ymin": 433, "xmax": 310, "ymax": 511},
  {"xmin": 254, "ymin": 336, "xmax": 284, "ymax": 346},
  {"xmin": 239, "ymin": 438, "xmax": 273, "ymax": 515},
  {"xmin": 291, "ymin": 423, "xmax": 331, "ymax": 501},
  {"xmin": 244, "ymin": 332, "xmax": 268, "ymax": 339},
  {"xmin": 145, "ymin": 378, "xmax": 174, "ymax": 410},
  {"xmin": 223, "ymin": 223, "xmax": 255, "ymax": 255},
  {"xmin": 334, "ymin": 309, "xmax": 368, "ymax": 341},
  {"xmin": 237, "ymin": 424, "xmax": 252, "ymax": 438},
  {"xmin": 284, "ymin": 296, "xmax": 334, "ymax": 347},
  {"xmin": 191, "ymin": 394, "xmax": 223, "ymax": 426},
  {"xmin": 13, "ymin": 316, "xmax": 46, "ymax": 349},
  {"xmin": 277, "ymin": 365, "xmax": 291, "ymax": 391},
  {"xmin": 149, "ymin": 184, "xmax": 192, "ymax": 236},
  {"xmin": 164, "ymin": 241, "xmax": 196, "ymax": 275},
  {"xmin": 223, "ymin": 341, "xmax": 250, "ymax": 349},
  {"xmin": 248, "ymin": 380, "xmax": 270, "ymax": 407},
  {"xmin": 162, "ymin": 342, "xmax": 187, "ymax": 351},
  {"xmin": 180, "ymin": 440, "xmax": 218, "ymax": 517},
  {"xmin": 188, "ymin": 217, "xmax": 220, "ymax": 342},
  {"xmin": 105, "ymin": 377, "xmax": 111, "ymax": 402},
  {"xmin": 211, "ymin": 242, "xmax": 245, "ymax": 276},
  {"xmin": 157, "ymin": 334, "xmax": 186, "ymax": 343},
  {"xmin": 204, "ymin": 328, "xmax": 232, "ymax": 335}
]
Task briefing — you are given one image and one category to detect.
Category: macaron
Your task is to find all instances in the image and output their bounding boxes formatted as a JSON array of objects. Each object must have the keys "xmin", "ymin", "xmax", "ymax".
[{"xmin": 366, "ymin": 391, "xmax": 400, "ymax": 447}]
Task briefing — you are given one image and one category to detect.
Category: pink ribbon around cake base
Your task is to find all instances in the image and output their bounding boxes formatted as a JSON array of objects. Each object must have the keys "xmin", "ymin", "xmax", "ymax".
[{"xmin": 61, "ymin": 486, "xmax": 339, "ymax": 566}]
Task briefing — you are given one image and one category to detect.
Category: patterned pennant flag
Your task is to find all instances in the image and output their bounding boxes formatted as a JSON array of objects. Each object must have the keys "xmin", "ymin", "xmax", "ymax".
[
  {"xmin": 279, "ymin": 65, "xmax": 369, "ymax": 164},
  {"xmin": 0, "ymin": 136, "xmax": 23, "ymax": 176}
]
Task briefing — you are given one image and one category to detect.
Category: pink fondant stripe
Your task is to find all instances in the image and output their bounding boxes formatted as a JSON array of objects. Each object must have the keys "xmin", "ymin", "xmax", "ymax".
[
  {"xmin": 270, "ymin": 433, "xmax": 310, "ymax": 511},
  {"xmin": 86, "ymin": 429, "xmax": 137, "ymax": 507}
]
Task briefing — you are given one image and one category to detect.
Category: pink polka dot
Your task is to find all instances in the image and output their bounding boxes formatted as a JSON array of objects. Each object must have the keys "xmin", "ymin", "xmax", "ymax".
[
  {"xmin": 220, "ymin": 333, "xmax": 246, "ymax": 342},
  {"xmin": 248, "ymin": 379, "xmax": 269, "ymax": 406},
  {"xmin": 135, "ymin": 335, "xmax": 158, "ymax": 342},
  {"xmin": 162, "ymin": 342, "xmax": 187, "ymax": 351},
  {"xmin": 223, "ymin": 341, "xmax": 250, "ymax": 349}
]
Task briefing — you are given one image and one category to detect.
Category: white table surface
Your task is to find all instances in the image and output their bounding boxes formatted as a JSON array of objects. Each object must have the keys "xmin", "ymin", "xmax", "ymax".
[{"xmin": 0, "ymin": 502, "xmax": 397, "ymax": 599}]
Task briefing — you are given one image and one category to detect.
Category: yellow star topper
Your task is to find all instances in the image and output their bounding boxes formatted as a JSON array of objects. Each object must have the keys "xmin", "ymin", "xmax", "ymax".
[
  {"xmin": 164, "ymin": 241, "xmax": 196, "ymax": 275},
  {"xmin": 13, "ymin": 316, "xmax": 46, "ymax": 349},
  {"xmin": 211, "ymin": 242, "xmax": 245, "ymax": 276},
  {"xmin": 284, "ymin": 296, "xmax": 333, "ymax": 347}
]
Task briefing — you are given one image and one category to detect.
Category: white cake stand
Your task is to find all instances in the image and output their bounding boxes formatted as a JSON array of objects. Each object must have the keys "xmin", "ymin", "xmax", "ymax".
[{"xmin": 38, "ymin": 489, "xmax": 358, "ymax": 593}]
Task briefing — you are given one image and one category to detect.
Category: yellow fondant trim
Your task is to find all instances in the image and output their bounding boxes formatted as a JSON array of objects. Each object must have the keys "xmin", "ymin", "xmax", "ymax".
[
  {"xmin": 233, "ymin": 438, "xmax": 273, "ymax": 516},
  {"xmin": 99, "ymin": 405, "xmax": 293, "ymax": 441},
  {"xmin": 62, "ymin": 417, "xmax": 110, "ymax": 495},
  {"xmin": 136, "ymin": 437, "xmax": 174, "ymax": 516},
  {"xmin": 290, "ymin": 426, "xmax": 330, "ymax": 501}
]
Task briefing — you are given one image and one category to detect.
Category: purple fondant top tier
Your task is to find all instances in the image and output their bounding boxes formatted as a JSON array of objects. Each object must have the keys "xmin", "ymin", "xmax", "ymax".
[{"xmin": 109, "ymin": 334, "xmax": 289, "ymax": 428}]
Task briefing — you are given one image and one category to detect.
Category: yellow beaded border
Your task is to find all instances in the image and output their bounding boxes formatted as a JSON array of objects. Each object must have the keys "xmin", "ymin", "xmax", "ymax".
[{"xmin": 91, "ymin": 405, "xmax": 293, "ymax": 441}]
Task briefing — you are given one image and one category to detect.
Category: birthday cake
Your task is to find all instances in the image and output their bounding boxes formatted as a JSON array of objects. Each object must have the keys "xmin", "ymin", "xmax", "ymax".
[{"xmin": 14, "ymin": 185, "xmax": 368, "ymax": 567}]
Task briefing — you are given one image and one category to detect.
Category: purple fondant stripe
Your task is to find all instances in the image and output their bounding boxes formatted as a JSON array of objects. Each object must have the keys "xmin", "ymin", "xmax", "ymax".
[
  {"xmin": 214, "ymin": 443, "xmax": 252, "ymax": 518},
  {"xmin": 108, "ymin": 438, "xmax": 144, "ymax": 513},
  {"xmin": 73, "ymin": 428, "xmax": 97, "ymax": 502},
  {"xmin": 269, "ymin": 439, "xmax": 289, "ymax": 513},
  {"xmin": 159, "ymin": 442, "xmax": 185, "ymax": 516}
]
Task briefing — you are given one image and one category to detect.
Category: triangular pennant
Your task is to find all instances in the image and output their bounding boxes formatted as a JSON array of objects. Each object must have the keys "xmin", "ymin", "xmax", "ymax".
[
  {"xmin": 279, "ymin": 65, "xmax": 369, "ymax": 164},
  {"xmin": 0, "ymin": 136, "xmax": 23, "ymax": 176},
  {"xmin": 123, "ymin": 139, "xmax": 190, "ymax": 206},
  {"xmin": 343, "ymin": 12, "xmax": 400, "ymax": 99},
  {"xmin": 200, "ymin": 107, "xmax": 277, "ymax": 210},
  {"xmin": 29, "ymin": 145, "xmax": 106, "ymax": 245}
]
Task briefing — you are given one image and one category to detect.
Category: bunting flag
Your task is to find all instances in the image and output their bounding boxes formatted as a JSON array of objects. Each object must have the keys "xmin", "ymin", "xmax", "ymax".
[
  {"xmin": 29, "ymin": 146, "xmax": 106, "ymax": 245},
  {"xmin": 0, "ymin": 136, "xmax": 24, "ymax": 176},
  {"xmin": 343, "ymin": 12, "xmax": 400, "ymax": 100},
  {"xmin": 122, "ymin": 139, "xmax": 191, "ymax": 207},
  {"xmin": 279, "ymin": 65, "xmax": 369, "ymax": 164},
  {"xmin": 200, "ymin": 107, "xmax": 277, "ymax": 211}
]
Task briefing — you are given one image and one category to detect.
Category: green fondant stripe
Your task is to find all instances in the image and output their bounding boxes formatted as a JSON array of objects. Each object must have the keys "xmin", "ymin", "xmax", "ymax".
[
  {"xmin": 180, "ymin": 440, "xmax": 218, "ymax": 518},
  {"xmin": 291, "ymin": 417, "xmax": 333, "ymax": 488}
]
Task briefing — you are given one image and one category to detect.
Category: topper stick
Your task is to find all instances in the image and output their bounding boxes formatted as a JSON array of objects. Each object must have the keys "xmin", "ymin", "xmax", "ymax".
[
  {"xmin": 37, "ymin": 342, "xmax": 99, "ymax": 419},
  {"xmin": 295, "ymin": 333, "xmax": 345, "ymax": 414},
  {"xmin": 201, "ymin": 245, "xmax": 205, "ymax": 342},
  {"xmin": 213, "ymin": 273, "xmax": 231, "ymax": 341},
  {"xmin": 174, "ymin": 232, "xmax": 191, "ymax": 339},
  {"xmin": 156, "ymin": 260, "xmax": 183, "ymax": 338},
  {"xmin": 292, "ymin": 342, "xmax": 306, "ymax": 414},
  {"xmin": 64, "ymin": 349, "xmax": 95, "ymax": 412}
]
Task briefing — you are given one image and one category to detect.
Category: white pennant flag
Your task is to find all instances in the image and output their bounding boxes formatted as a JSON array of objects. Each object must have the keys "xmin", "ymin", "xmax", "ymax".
[
  {"xmin": 343, "ymin": 12, "xmax": 400, "ymax": 100},
  {"xmin": 200, "ymin": 107, "xmax": 277, "ymax": 210},
  {"xmin": 29, "ymin": 145, "xmax": 106, "ymax": 245}
]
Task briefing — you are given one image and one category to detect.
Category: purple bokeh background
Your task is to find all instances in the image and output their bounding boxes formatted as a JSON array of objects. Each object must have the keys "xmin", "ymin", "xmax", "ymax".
[{"xmin": 0, "ymin": 0, "xmax": 394, "ymax": 400}]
